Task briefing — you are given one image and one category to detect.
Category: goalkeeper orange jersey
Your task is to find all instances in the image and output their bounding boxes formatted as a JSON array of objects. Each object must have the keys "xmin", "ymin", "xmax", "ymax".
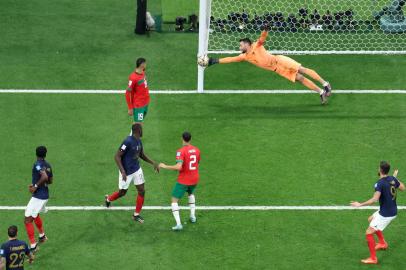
[
  {"xmin": 219, "ymin": 31, "xmax": 278, "ymax": 70},
  {"xmin": 219, "ymin": 31, "xmax": 301, "ymax": 82}
]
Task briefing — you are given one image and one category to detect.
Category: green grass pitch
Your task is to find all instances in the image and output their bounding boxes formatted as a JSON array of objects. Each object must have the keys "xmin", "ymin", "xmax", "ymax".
[{"xmin": 1, "ymin": 0, "xmax": 406, "ymax": 269}]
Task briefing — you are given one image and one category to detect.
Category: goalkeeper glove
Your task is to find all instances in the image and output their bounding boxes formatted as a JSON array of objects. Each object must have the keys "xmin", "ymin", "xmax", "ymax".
[{"xmin": 208, "ymin": 57, "xmax": 219, "ymax": 66}]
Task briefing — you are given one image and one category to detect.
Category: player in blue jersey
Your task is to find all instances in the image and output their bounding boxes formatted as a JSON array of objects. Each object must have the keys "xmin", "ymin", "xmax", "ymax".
[
  {"xmin": 105, "ymin": 123, "xmax": 159, "ymax": 223},
  {"xmin": 351, "ymin": 161, "xmax": 405, "ymax": 264},
  {"xmin": 0, "ymin": 226, "xmax": 34, "ymax": 270},
  {"xmin": 24, "ymin": 146, "xmax": 53, "ymax": 253}
]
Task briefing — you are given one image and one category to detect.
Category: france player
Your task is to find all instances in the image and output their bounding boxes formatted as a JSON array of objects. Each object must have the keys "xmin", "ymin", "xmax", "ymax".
[
  {"xmin": 105, "ymin": 123, "xmax": 159, "ymax": 223},
  {"xmin": 351, "ymin": 161, "xmax": 405, "ymax": 264},
  {"xmin": 24, "ymin": 146, "xmax": 53, "ymax": 252},
  {"xmin": 0, "ymin": 226, "xmax": 34, "ymax": 270}
]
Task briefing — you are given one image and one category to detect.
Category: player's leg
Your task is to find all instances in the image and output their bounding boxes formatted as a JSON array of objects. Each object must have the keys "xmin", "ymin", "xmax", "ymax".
[
  {"xmin": 362, "ymin": 226, "xmax": 378, "ymax": 264},
  {"xmin": 187, "ymin": 185, "xmax": 197, "ymax": 223},
  {"xmin": 171, "ymin": 183, "xmax": 187, "ymax": 231},
  {"xmin": 361, "ymin": 211, "xmax": 387, "ymax": 264},
  {"xmin": 295, "ymin": 73, "xmax": 328, "ymax": 104},
  {"xmin": 34, "ymin": 201, "xmax": 48, "ymax": 243},
  {"xmin": 298, "ymin": 66, "xmax": 331, "ymax": 96},
  {"xmin": 105, "ymin": 171, "xmax": 131, "ymax": 207},
  {"xmin": 132, "ymin": 168, "xmax": 146, "ymax": 223},
  {"xmin": 24, "ymin": 198, "xmax": 43, "ymax": 252},
  {"xmin": 372, "ymin": 213, "xmax": 396, "ymax": 251}
]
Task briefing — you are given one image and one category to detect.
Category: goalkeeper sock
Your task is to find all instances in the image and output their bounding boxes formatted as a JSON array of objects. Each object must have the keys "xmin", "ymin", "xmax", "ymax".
[
  {"xmin": 171, "ymin": 203, "xmax": 181, "ymax": 226},
  {"xmin": 188, "ymin": 194, "xmax": 196, "ymax": 218}
]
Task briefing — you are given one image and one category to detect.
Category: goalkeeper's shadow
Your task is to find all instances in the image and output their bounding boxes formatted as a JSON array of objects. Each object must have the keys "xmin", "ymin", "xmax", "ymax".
[{"xmin": 211, "ymin": 103, "xmax": 403, "ymax": 120}]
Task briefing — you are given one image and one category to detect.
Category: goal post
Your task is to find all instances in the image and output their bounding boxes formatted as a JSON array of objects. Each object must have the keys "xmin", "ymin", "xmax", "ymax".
[{"xmin": 197, "ymin": 0, "xmax": 406, "ymax": 91}]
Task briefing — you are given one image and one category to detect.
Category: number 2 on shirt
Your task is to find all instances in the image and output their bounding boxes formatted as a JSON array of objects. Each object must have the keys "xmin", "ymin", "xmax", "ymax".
[{"xmin": 189, "ymin": 155, "xmax": 197, "ymax": 170}]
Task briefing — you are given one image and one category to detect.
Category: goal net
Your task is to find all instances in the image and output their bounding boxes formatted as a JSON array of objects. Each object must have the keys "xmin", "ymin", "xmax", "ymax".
[{"xmin": 197, "ymin": 0, "xmax": 406, "ymax": 90}]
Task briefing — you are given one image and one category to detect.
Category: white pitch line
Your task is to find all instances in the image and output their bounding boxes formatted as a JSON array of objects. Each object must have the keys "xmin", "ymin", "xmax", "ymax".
[
  {"xmin": 0, "ymin": 89, "xmax": 406, "ymax": 94},
  {"xmin": 0, "ymin": 206, "xmax": 405, "ymax": 211}
]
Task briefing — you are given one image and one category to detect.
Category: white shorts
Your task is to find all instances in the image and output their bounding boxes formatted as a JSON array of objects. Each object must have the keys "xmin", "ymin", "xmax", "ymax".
[
  {"xmin": 25, "ymin": 197, "xmax": 48, "ymax": 218},
  {"xmin": 119, "ymin": 168, "xmax": 145, "ymax": 190},
  {"xmin": 369, "ymin": 211, "xmax": 396, "ymax": 231}
]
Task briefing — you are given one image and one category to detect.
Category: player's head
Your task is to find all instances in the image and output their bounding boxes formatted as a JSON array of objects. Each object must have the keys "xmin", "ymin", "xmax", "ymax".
[
  {"xmin": 239, "ymin": 38, "xmax": 252, "ymax": 53},
  {"xmin": 36, "ymin": 146, "xmax": 47, "ymax": 159},
  {"xmin": 379, "ymin": 161, "xmax": 390, "ymax": 176},
  {"xmin": 136, "ymin": 57, "xmax": 147, "ymax": 71},
  {"xmin": 132, "ymin": 123, "xmax": 143, "ymax": 138},
  {"xmin": 182, "ymin": 131, "xmax": 192, "ymax": 144},
  {"xmin": 7, "ymin": 225, "xmax": 18, "ymax": 239}
]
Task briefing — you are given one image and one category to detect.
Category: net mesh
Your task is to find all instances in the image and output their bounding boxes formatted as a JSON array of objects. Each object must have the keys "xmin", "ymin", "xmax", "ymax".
[{"xmin": 207, "ymin": 0, "xmax": 406, "ymax": 54}]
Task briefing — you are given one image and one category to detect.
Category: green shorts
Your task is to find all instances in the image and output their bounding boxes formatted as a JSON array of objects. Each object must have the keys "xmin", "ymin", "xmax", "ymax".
[
  {"xmin": 133, "ymin": 105, "xmax": 149, "ymax": 122},
  {"xmin": 171, "ymin": 182, "xmax": 197, "ymax": 199}
]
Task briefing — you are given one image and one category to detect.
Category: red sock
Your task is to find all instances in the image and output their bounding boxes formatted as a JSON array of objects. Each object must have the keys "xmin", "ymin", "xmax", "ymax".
[
  {"xmin": 34, "ymin": 215, "xmax": 44, "ymax": 235},
  {"xmin": 135, "ymin": 195, "xmax": 144, "ymax": 214},
  {"xmin": 25, "ymin": 222, "xmax": 36, "ymax": 245},
  {"xmin": 108, "ymin": 191, "xmax": 120, "ymax": 202},
  {"xmin": 375, "ymin": 230, "xmax": 385, "ymax": 244},
  {"xmin": 366, "ymin": 234, "xmax": 377, "ymax": 260}
]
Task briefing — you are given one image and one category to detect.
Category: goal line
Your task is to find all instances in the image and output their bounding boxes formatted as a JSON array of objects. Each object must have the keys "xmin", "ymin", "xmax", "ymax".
[
  {"xmin": 1, "ymin": 206, "xmax": 405, "ymax": 211},
  {"xmin": 0, "ymin": 89, "xmax": 406, "ymax": 94}
]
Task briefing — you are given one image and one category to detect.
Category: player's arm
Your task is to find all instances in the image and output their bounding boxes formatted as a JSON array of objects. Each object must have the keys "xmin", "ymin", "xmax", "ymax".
[
  {"xmin": 159, "ymin": 161, "xmax": 182, "ymax": 171},
  {"xmin": 29, "ymin": 169, "xmax": 49, "ymax": 193},
  {"xmin": 208, "ymin": 54, "xmax": 245, "ymax": 66},
  {"xmin": 256, "ymin": 24, "xmax": 269, "ymax": 47},
  {"xmin": 125, "ymin": 80, "xmax": 134, "ymax": 116},
  {"xmin": 139, "ymin": 148, "xmax": 159, "ymax": 172},
  {"xmin": 114, "ymin": 150, "xmax": 127, "ymax": 179},
  {"xmin": 0, "ymin": 257, "xmax": 5, "ymax": 270},
  {"xmin": 393, "ymin": 169, "xmax": 405, "ymax": 191},
  {"xmin": 350, "ymin": 191, "xmax": 381, "ymax": 207}
]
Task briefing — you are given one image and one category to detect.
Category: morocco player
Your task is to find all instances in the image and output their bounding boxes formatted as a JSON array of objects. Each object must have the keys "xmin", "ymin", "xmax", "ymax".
[
  {"xmin": 204, "ymin": 25, "xmax": 332, "ymax": 104},
  {"xmin": 350, "ymin": 161, "xmax": 405, "ymax": 264},
  {"xmin": 24, "ymin": 146, "xmax": 53, "ymax": 252},
  {"xmin": 126, "ymin": 58, "xmax": 150, "ymax": 125},
  {"xmin": 159, "ymin": 132, "xmax": 201, "ymax": 231},
  {"xmin": 105, "ymin": 123, "xmax": 159, "ymax": 223}
]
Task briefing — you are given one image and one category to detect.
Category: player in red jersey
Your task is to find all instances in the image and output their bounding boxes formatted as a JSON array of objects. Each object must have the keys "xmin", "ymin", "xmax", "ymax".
[
  {"xmin": 159, "ymin": 131, "xmax": 201, "ymax": 231},
  {"xmin": 126, "ymin": 58, "xmax": 150, "ymax": 127}
]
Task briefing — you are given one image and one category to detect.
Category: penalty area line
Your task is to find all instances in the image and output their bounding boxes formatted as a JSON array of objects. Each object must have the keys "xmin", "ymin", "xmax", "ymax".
[
  {"xmin": 0, "ymin": 89, "xmax": 406, "ymax": 94},
  {"xmin": 1, "ymin": 206, "xmax": 406, "ymax": 211}
]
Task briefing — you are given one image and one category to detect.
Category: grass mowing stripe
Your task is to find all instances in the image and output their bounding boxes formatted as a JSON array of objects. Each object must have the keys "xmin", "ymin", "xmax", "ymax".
[
  {"xmin": 1, "ymin": 89, "xmax": 406, "ymax": 94},
  {"xmin": 1, "ymin": 206, "xmax": 406, "ymax": 210}
]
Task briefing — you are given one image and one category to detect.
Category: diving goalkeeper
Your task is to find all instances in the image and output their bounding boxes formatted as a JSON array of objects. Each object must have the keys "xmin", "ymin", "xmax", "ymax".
[{"xmin": 202, "ymin": 26, "xmax": 332, "ymax": 104}]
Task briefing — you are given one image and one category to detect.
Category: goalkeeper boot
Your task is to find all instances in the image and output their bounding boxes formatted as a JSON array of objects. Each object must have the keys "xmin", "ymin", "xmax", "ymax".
[
  {"xmin": 323, "ymin": 82, "xmax": 332, "ymax": 97},
  {"xmin": 320, "ymin": 91, "xmax": 328, "ymax": 105},
  {"xmin": 172, "ymin": 224, "xmax": 183, "ymax": 231}
]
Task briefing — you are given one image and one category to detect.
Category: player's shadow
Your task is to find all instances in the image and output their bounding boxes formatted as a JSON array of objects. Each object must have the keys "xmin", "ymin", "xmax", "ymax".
[{"xmin": 211, "ymin": 103, "xmax": 405, "ymax": 120}]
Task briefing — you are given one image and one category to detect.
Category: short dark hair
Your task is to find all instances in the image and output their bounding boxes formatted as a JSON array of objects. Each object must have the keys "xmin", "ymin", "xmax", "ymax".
[
  {"xmin": 239, "ymin": 38, "xmax": 252, "ymax": 45},
  {"xmin": 8, "ymin": 225, "xmax": 17, "ymax": 238},
  {"xmin": 136, "ymin": 58, "xmax": 146, "ymax": 68},
  {"xmin": 36, "ymin": 146, "xmax": 47, "ymax": 158},
  {"xmin": 182, "ymin": 131, "xmax": 192, "ymax": 142},
  {"xmin": 132, "ymin": 123, "xmax": 143, "ymax": 137},
  {"xmin": 380, "ymin": 161, "xmax": 390, "ymax": 174}
]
